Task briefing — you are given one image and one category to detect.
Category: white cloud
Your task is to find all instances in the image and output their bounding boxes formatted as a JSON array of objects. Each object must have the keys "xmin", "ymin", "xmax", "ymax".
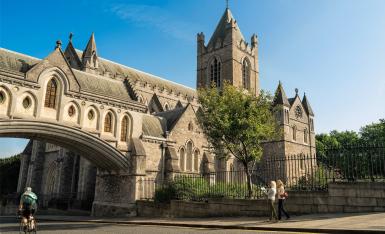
[{"xmin": 109, "ymin": 4, "xmax": 197, "ymax": 42}]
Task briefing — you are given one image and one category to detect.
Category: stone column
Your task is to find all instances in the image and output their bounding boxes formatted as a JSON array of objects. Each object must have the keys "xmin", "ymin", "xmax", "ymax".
[
  {"xmin": 91, "ymin": 171, "xmax": 137, "ymax": 217},
  {"xmin": 76, "ymin": 157, "xmax": 96, "ymax": 210},
  {"xmin": 27, "ymin": 140, "xmax": 46, "ymax": 196},
  {"xmin": 17, "ymin": 152, "xmax": 30, "ymax": 193},
  {"xmin": 91, "ymin": 138, "xmax": 146, "ymax": 217}
]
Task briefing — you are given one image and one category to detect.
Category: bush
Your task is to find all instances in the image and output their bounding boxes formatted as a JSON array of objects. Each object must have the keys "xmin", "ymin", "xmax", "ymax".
[
  {"xmin": 154, "ymin": 176, "xmax": 264, "ymax": 203},
  {"xmin": 293, "ymin": 165, "xmax": 329, "ymax": 190},
  {"xmin": 0, "ymin": 154, "xmax": 21, "ymax": 196}
]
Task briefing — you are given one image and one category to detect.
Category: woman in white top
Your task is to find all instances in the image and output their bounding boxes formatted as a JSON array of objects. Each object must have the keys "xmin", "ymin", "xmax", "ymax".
[
  {"xmin": 277, "ymin": 180, "xmax": 290, "ymax": 220},
  {"xmin": 266, "ymin": 181, "xmax": 278, "ymax": 221}
]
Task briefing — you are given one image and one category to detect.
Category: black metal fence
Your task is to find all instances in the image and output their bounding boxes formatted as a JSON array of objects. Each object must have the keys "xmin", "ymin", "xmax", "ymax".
[{"xmin": 138, "ymin": 144, "xmax": 385, "ymax": 201}]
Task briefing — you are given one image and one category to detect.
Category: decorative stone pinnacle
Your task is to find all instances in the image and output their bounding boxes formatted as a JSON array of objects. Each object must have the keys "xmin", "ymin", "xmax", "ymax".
[
  {"xmin": 69, "ymin": 32, "xmax": 73, "ymax": 42},
  {"xmin": 295, "ymin": 88, "xmax": 299, "ymax": 95},
  {"xmin": 55, "ymin": 40, "xmax": 62, "ymax": 49}
]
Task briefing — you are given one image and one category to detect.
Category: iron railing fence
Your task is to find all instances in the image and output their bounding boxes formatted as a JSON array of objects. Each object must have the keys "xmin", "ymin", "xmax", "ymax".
[{"xmin": 138, "ymin": 144, "xmax": 385, "ymax": 201}]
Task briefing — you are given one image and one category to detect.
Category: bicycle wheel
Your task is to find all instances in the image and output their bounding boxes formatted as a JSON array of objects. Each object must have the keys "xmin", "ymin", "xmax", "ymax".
[
  {"xmin": 19, "ymin": 220, "xmax": 23, "ymax": 234},
  {"xmin": 19, "ymin": 219, "xmax": 27, "ymax": 234},
  {"xmin": 32, "ymin": 219, "xmax": 37, "ymax": 234}
]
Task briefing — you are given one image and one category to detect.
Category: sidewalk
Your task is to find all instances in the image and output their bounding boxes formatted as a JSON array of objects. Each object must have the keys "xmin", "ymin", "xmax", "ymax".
[{"xmin": 29, "ymin": 212, "xmax": 385, "ymax": 233}]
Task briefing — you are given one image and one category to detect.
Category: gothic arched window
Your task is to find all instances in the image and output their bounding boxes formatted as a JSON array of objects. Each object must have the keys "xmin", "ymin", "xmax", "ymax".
[
  {"xmin": 164, "ymin": 103, "xmax": 169, "ymax": 111},
  {"xmin": 179, "ymin": 148, "xmax": 185, "ymax": 171},
  {"xmin": 210, "ymin": 58, "xmax": 221, "ymax": 87},
  {"xmin": 194, "ymin": 149, "xmax": 199, "ymax": 171},
  {"xmin": 186, "ymin": 141, "xmax": 193, "ymax": 171},
  {"xmin": 104, "ymin": 112, "xmax": 113, "ymax": 133},
  {"xmin": 292, "ymin": 125, "xmax": 297, "ymax": 141},
  {"xmin": 120, "ymin": 116, "xmax": 129, "ymax": 141},
  {"xmin": 68, "ymin": 105, "xmax": 75, "ymax": 117},
  {"xmin": 242, "ymin": 59, "xmax": 250, "ymax": 90},
  {"xmin": 304, "ymin": 128, "xmax": 308, "ymax": 143},
  {"xmin": 44, "ymin": 79, "xmax": 57, "ymax": 109}
]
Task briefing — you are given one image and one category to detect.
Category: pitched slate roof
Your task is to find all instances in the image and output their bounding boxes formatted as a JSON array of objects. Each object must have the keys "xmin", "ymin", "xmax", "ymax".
[
  {"xmin": 207, "ymin": 8, "xmax": 245, "ymax": 47},
  {"xmin": 288, "ymin": 98, "xmax": 295, "ymax": 106},
  {"xmin": 0, "ymin": 48, "xmax": 133, "ymax": 102},
  {"xmin": 302, "ymin": 93, "xmax": 314, "ymax": 116},
  {"xmin": 0, "ymin": 48, "xmax": 39, "ymax": 73},
  {"xmin": 142, "ymin": 115, "xmax": 165, "ymax": 138},
  {"xmin": 273, "ymin": 81, "xmax": 290, "ymax": 107},
  {"xmin": 72, "ymin": 69, "xmax": 133, "ymax": 102},
  {"xmin": 155, "ymin": 106, "xmax": 187, "ymax": 131},
  {"xmin": 0, "ymin": 47, "xmax": 196, "ymax": 103},
  {"xmin": 75, "ymin": 50, "xmax": 196, "ymax": 99}
]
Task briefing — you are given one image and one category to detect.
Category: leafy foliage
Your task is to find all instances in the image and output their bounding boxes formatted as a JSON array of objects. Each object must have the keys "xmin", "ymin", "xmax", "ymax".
[
  {"xmin": 316, "ymin": 119, "xmax": 385, "ymax": 181},
  {"xmin": 0, "ymin": 154, "xmax": 21, "ymax": 198},
  {"xmin": 197, "ymin": 83, "xmax": 280, "ymax": 197},
  {"xmin": 154, "ymin": 176, "xmax": 264, "ymax": 203}
]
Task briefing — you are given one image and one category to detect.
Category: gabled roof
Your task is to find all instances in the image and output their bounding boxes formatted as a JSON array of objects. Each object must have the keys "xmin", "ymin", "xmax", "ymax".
[
  {"xmin": 288, "ymin": 98, "xmax": 295, "ymax": 106},
  {"xmin": 64, "ymin": 41, "xmax": 82, "ymax": 69},
  {"xmin": 148, "ymin": 93, "xmax": 164, "ymax": 113},
  {"xmin": 273, "ymin": 81, "xmax": 290, "ymax": 107},
  {"xmin": 175, "ymin": 100, "xmax": 184, "ymax": 108},
  {"xmin": 82, "ymin": 33, "xmax": 97, "ymax": 60},
  {"xmin": 0, "ymin": 48, "xmax": 39, "ymax": 73},
  {"xmin": 155, "ymin": 105, "xmax": 188, "ymax": 131},
  {"xmin": 142, "ymin": 115, "xmax": 165, "ymax": 138},
  {"xmin": 302, "ymin": 93, "xmax": 314, "ymax": 116},
  {"xmin": 74, "ymin": 50, "xmax": 196, "ymax": 99},
  {"xmin": 207, "ymin": 8, "xmax": 245, "ymax": 47},
  {"xmin": 0, "ymin": 48, "xmax": 133, "ymax": 102}
]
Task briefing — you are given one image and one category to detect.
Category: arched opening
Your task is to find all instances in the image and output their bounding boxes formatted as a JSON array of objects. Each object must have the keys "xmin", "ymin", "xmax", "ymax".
[
  {"xmin": 0, "ymin": 120, "xmax": 128, "ymax": 212},
  {"xmin": 179, "ymin": 147, "xmax": 185, "ymax": 171},
  {"xmin": 186, "ymin": 141, "xmax": 193, "ymax": 171},
  {"xmin": 0, "ymin": 86, "xmax": 11, "ymax": 116},
  {"xmin": 0, "ymin": 91, "xmax": 5, "ymax": 104},
  {"xmin": 304, "ymin": 128, "xmax": 308, "ymax": 143},
  {"xmin": 44, "ymin": 79, "xmax": 58, "ymax": 109},
  {"xmin": 164, "ymin": 103, "xmax": 170, "ymax": 111},
  {"xmin": 188, "ymin": 122, "xmax": 194, "ymax": 131},
  {"xmin": 194, "ymin": 149, "xmax": 199, "ymax": 171},
  {"xmin": 120, "ymin": 116, "xmax": 129, "ymax": 142},
  {"xmin": 104, "ymin": 112, "xmax": 113, "ymax": 133},
  {"xmin": 68, "ymin": 105, "xmax": 75, "ymax": 117},
  {"xmin": 242, "ymin": 58, "xmax": 250, "ymax": 90},
  {"xmin": 293, "ymin": 125, "xmax": 297, "ymax": 141},
  {"xmin": 209, "ymin": 57, "xmax": 221, "ymax": 87}
]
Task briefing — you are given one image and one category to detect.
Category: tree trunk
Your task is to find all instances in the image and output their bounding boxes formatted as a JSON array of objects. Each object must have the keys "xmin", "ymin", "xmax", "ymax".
[{"xmin": 244, "ymin": 164, "xmax": 253, "ymax": 198}]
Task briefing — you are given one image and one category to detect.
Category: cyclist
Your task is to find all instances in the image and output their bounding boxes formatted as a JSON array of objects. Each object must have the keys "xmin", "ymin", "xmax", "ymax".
[{"xmin": 18, "ymin": 187, "xmax": 38, "ymax": 230}]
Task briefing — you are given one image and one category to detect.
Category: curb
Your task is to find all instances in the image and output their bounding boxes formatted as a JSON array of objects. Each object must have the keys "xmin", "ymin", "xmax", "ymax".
[{"xmin": 37, "ymin": 217, "xmax": 384, "ymax": 234}]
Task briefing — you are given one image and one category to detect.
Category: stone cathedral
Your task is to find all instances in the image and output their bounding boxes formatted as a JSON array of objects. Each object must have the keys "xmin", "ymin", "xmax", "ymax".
[{"xmin": 1, "ymin": 7, "xmax": 315, "ymax": 215}]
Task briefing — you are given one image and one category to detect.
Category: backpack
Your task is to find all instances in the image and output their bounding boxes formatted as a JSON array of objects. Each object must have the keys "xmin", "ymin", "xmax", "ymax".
[{"xmin": 22, "ymin": 194, "xmax": 37, "ymax": 209}]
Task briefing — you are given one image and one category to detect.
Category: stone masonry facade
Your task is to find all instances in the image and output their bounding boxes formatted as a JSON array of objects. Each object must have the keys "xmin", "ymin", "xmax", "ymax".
[{"xmin": 1, "ymin": 7, "xmax": 315, "ymax": 215}]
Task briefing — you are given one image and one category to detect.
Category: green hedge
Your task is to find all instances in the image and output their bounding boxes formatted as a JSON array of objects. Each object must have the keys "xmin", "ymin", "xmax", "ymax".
[
  {"xmin": 0, "ymin": 154, "xmax": 21, "ymax": 198},
  {"xmin": 154, "ymin": 176, "xmax": 264, "ymax": 203}
]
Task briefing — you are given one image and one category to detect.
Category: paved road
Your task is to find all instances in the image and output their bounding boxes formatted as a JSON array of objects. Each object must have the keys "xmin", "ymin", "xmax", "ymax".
[{"xmin": 0, "ymin": 217, "xmax": 307, "ymax": 234}]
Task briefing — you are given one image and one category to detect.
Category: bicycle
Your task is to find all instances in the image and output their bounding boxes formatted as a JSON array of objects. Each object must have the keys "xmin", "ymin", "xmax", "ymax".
[{"xmin": 18, "ymin": 214, "xmax": 37, "ymax": 234}]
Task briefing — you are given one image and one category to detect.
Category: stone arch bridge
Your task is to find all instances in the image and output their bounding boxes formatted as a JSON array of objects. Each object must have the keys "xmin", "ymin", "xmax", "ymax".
[{"xmin": 0, "ymin": 37, "xmax": 211, "ymax": 216}]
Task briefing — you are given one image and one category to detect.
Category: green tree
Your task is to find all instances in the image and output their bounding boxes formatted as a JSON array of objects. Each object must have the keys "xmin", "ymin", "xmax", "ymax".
[
  {"xmin": 0, "ymin": 154, "xmax": 21, "ymax": 198},
  {"xmin": 197, "ymin": 83, "xmax": 279, "ymax": 197},
  {"xmin": 360, "ymin": 119, "xmax": 385, "ymax": 145}
]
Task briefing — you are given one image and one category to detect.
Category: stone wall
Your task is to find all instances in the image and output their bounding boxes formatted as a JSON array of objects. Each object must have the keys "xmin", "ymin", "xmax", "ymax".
[{"xmin": 137, "ymin": 182, "xmax": 385, "ymax": 217}]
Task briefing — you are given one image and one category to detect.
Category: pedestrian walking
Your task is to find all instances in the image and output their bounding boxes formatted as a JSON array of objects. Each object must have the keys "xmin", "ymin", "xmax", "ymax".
[
  {"xmin": 263, "ymin": 181, "xmax": 278, "ymax": 222},
  {"xmin": 277, "ymin": 180, "xmax": 290, "ymax": 220}
]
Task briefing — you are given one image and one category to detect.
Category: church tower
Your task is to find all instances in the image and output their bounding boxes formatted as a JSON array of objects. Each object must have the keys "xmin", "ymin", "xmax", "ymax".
[{"xmin": 197, "ymin": 7, "xmax": 259, "ymax": 95}]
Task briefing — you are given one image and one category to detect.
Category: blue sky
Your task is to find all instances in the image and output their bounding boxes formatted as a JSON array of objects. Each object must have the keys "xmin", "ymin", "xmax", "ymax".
[{"xmin": 1, "ymin": 0, "xmax": 385, "ymax": 157}]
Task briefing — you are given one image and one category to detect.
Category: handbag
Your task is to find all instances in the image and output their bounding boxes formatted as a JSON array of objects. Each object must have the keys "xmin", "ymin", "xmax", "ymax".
[{"xmin": 283, "ymin": 192, "xmax": 288, "ymax": 198}]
